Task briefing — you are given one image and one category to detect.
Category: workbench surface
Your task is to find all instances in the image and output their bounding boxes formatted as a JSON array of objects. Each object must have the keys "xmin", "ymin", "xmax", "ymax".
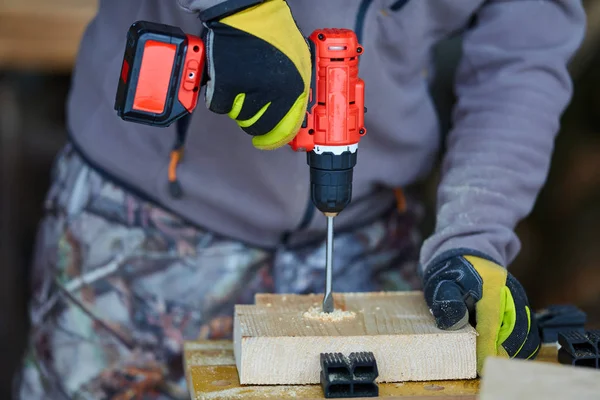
[{"xmin": 184, "ymin": 340, "xmax": 558, "ymax": 399}]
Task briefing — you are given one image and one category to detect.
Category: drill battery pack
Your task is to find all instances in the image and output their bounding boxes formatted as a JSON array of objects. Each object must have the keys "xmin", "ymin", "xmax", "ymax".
[{"xmin": 114, "ymin": 21, "xmax": 205, "ymax": 127}]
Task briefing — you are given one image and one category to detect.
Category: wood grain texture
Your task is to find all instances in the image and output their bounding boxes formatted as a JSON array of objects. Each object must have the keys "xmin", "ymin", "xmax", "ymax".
[
  {"xmin": 480, "ymin": 356, "xmax": 600, "ymax": 400},
  {"xmin": 0, "ymin": 0, "xmax": 97, "ymax": 71},
  {"xmin": 184, "ymin": 340, "xmax": 479, "ymax": 399},
  {"xmin": 233, "ymin": 292, "xmax": 477, "ymax": 385},
  {"xmin": 184, "ymin": 340, "xmax": 560, "ymax": 399}
]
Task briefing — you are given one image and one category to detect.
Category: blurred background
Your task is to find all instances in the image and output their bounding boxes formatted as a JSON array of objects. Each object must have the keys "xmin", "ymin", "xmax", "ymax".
[{"xmin": 1, "ymin": 0, "xmax": 600, "ymax": 397}]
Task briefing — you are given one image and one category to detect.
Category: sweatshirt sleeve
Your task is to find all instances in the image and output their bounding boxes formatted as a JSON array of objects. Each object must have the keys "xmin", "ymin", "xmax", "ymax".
[
  {"xmin": 177, "ymin": 0, "xmax": 265, "ymax": 20},
  {"xmin": 420, "ymin": 0, "xmax": 586, "ymax": 270}
]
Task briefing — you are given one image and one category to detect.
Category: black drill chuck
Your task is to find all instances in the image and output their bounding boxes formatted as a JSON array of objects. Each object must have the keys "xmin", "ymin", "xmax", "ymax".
[{"xmin": 307, "ymin": 150, "xmax": 357, "ymax": 215}]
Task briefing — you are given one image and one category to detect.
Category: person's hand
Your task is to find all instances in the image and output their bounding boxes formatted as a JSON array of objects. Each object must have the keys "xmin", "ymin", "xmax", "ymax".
[
  {"xmin": 422, "ymin": 249, "xmax": 541, "ymax": 375},
  {"xmin": 200, "ymin": 0, "xmax": 311, "ymax": 150}
]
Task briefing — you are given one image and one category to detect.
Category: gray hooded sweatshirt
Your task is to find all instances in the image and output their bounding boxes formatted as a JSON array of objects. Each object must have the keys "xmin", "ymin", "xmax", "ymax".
[{"xmin": 66, "ymin": 0, "xmax": 585, "ymax": 269}]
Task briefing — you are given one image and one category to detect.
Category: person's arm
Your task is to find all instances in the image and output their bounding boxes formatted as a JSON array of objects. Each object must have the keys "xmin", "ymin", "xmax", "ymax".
[
  {"xmin": 420, "ymin": 0, "xmax": 586, "ymax": 375},
  {"xmin": 421, "ymin": 0, "xmax": 586, "ymax": 268}
]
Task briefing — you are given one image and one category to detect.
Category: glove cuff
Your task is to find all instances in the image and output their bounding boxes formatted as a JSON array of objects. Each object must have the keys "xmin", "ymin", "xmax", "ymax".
[
  {"xmin": 181, "ymin": 0, "xmax": 268, "ymax": 21},
  {"xmin": 421, "ymin": 247, "xmax": 502, "ymax": 280}
]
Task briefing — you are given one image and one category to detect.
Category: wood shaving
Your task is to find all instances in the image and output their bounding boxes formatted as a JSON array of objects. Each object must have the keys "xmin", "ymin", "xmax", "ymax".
[{"xmin": 302, "ymin": 306, "xmax": 356, "ymax": 321}]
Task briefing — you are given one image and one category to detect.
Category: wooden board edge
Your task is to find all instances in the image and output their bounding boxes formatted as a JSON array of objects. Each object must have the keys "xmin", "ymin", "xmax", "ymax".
[
  {"xmin": 236, "ymin": 333, "xmax": 477, "ymax": 385},
  {"xmin": 254, "ymin": 291, "xmax": 427, "ymax": 304},
  {"xmin": 233, "ymin": 306, "xmax": 243, "ymax": 383}
]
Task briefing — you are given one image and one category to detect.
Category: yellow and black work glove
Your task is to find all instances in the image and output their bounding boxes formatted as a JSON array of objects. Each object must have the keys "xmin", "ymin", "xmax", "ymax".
[
  {"xmin": 201, "ymin": 0, "xmax": 311, "ymax": 150},
  {"xmin": 422, "ymin": 249, "xmax": 541, "ymax": 375}
]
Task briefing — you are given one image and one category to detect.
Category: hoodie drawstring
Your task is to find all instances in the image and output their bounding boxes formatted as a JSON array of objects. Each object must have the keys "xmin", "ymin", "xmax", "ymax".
[{"xmin": 168, "ymin": 114, "xmax": 191, "ymax": 198}]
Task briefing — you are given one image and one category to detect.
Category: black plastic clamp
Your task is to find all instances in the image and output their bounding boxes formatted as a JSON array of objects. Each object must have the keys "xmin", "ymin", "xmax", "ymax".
[
  {"xmin": 558, "ymin": 330, "xmax": 600, "ymax": 369},
  {"xmin": 320, "ymin": 352, "xmax": 379, "ymax": 398},
  {"xmin": 536, "ymin": 304, "xmax": 587, "ymax": 343}
]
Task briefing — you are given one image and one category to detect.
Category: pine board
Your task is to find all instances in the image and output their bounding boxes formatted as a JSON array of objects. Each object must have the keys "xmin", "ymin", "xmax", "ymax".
[{"xmin": 233, "ymin": 291, "xmax": 477, "ymax": 385}]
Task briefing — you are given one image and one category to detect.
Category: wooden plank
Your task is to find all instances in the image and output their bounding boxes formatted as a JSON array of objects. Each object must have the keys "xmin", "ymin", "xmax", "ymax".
[
  {"xmin": 480, "ymin": 356, "xmax": 600, "ymax": 400},
  {"xmin": 183, "ymin": 340, "xmax": 560, "ymax": 399},
  {"xmin": 233, "ymin": 292, "xmax": 477, "ymax": 385},
  {"xmin": 0, "ymin": 0, "xmax": 98, "ymax": 71}
]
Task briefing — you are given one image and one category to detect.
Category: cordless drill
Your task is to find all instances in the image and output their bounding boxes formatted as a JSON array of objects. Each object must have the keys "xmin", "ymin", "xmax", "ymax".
[
  {"xmin": 114, "ymin": 21, "xmax": 366, "ymax": 312},
  {"xmin": 288, "ymin": 29, "xmax": 366, "ymax": 312}
]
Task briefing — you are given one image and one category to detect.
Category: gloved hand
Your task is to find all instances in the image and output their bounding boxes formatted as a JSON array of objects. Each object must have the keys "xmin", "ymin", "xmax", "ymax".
[
  {"xmin": 199, "ymin": 0, "xmax": 311, "ymax": 150},
  {"xmin": 422, "ymin": 249, "xmax": 541, "ymax": 375}
]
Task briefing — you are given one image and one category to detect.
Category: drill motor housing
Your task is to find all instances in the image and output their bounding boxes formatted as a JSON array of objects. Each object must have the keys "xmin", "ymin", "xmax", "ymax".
[{"xmin": 289, "ymin": 29, "xmax": 366, "ymax": 215}]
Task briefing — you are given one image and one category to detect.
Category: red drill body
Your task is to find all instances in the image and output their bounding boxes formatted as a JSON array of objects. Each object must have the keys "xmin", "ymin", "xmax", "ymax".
[{"xmin": 289, "ymin": 29, "xmax": 366, "ymax": 152}]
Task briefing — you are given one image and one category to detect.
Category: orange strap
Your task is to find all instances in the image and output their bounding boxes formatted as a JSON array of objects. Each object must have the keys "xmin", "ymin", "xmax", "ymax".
[
  {"xmin": 168, "ymin": 149, "xmax": 184, "ymax": 182},
  {"xmin": 394, "ymin": 188, "xmax": 407, "ymax": 212}
]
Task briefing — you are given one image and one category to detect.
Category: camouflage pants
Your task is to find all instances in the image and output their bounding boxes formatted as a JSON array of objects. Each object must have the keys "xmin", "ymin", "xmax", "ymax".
[{"xmin": 15, "ymin": 144, "xmax": 424, "ymax": 400}]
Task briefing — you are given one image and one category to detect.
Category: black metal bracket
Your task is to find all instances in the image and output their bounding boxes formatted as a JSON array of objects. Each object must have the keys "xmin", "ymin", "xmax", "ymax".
[
  {"xmin": 558, "ymin": 330, "xmax": 600, "ymax": 369},
  {"xmin": 320, "ymin": 352, "xmax": 379, "ymax": 398}
]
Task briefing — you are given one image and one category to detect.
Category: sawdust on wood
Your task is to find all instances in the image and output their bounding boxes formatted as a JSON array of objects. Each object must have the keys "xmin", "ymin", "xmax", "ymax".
[{"xmin": 302, "ymin": 306, "xmax": 356, "ymax": 321}]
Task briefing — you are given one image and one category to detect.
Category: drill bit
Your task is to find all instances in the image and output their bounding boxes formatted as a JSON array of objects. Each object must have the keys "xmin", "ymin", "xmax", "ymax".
[{"xmin": 323, "ymin": 214, "xmax": 335, "ymax": 313}]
